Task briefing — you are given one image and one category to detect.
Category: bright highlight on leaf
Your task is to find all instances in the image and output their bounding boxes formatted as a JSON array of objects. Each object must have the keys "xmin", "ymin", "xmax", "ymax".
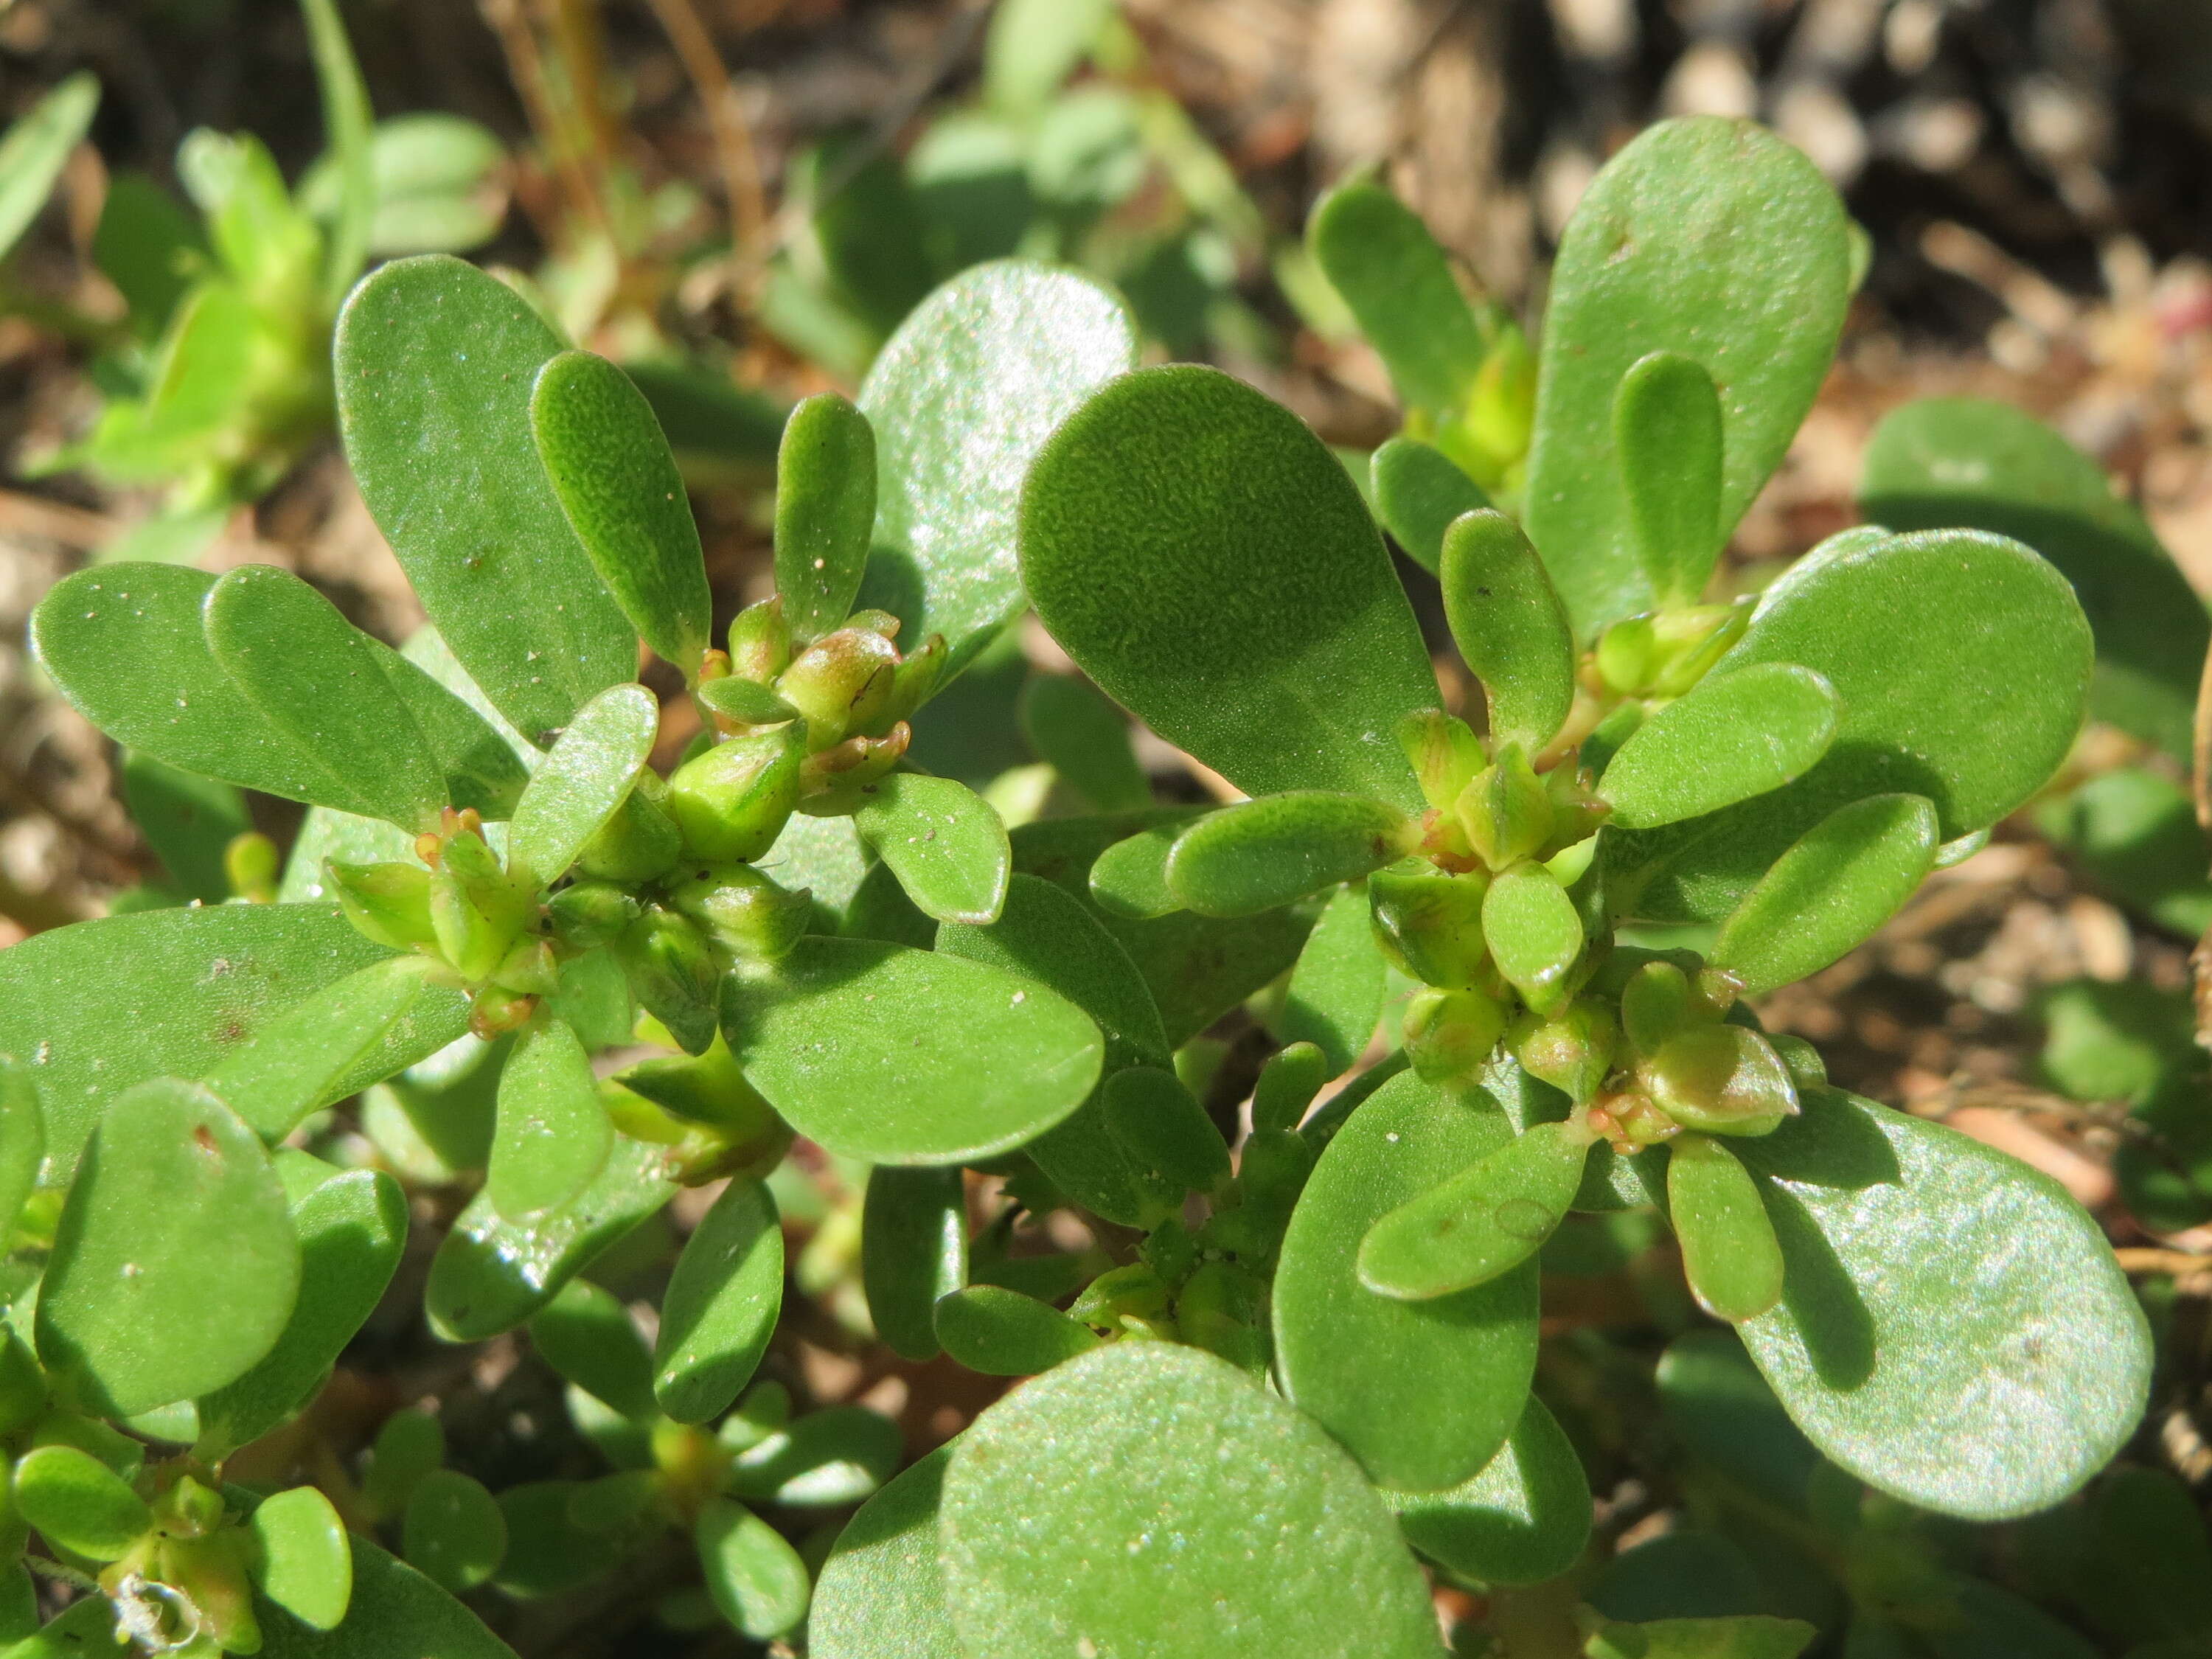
[{"xmin": 1358, "ymin": 1119, "xmax": 1591, "ymax": 1301}]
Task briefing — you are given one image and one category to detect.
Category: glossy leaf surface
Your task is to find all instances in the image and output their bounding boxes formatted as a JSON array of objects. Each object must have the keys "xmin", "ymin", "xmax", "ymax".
[
  {"xmin": 1382, "ymin": 1396, "xmax": 1590, "ymax": 1585},
  {"xmin": 941, "ymin": 1343, "xmax": 1444, "ymax": 1658},
  {"xmin": 1278, "ymin": 881, "xmax": 1387, "ymax": 1074},
  {"xmin": 1599, "ymin": 662, "xmax": 1839, "ymax": 830},
  {"xmin": 1166, "ymin": 793, "xmax": 1408, "ymax": 918},
  {"xmin": 250, "ymin": 1486, "xmax": 352, "ymax": 1631},
  {"xmin": 696, "ymin": 1498, "xmax": 810, "ymax": 1639},
  {"xmin": 1102, "ymin": 1066, "xmax": 1228, "ymax": 1194},
  {"xmin": 727, "ymin": 1406, "xmax": 901, "ymax": 1507},
  {"xmin": 655, "ymin": 1180, "xmax": 783, "ymax": 1423},
  {"xmin": 1088, "ymin": 823, "xmax": 1184, "ymax": 919},
  {"xmin": 506, "ymin": 684, "xmax": 659, "ymax": 885},
  {"xmin": 852, "ymin": 773, "xmax": 1012, "ymax": 925},
  {"xmin": 1276, "ymin": 1071, "xmax": 1538, "ymax": 1489},
  {"xmin": 1372, "ymin": 438, "xmax": 1489, "ymax": 576},
  {"xmin": 13, "ymin": 1445, "xmax": 148, "ymax": 1561},
  {"xmin": 775, "ymin": 392, "xmax": 877, "ymax": 641},
  {"xmin": 1440, "ymin": 510, "xmax": 1576, "ymax": 751},
  {"xmin": 1668, "ymin": 1135, "xmax": 1784, "ymax": 1322},
  {"xmin": 723, "ymin": 937, "xmax": 1101, "ymax": 1163},
  {"xmin": 860, "ymin": 262, "xmax": 1136, "ymax": 670},
  {"xmin": 1023, "ymin": 365, "xmax": 1434, "ymax": 810},
  {"xmin": 862, "ymin": 1166, "xmax": 967, "ymax": 1363},
  {"xmin": 810, "ymin": 1445, "xmax": 960, "ymax": 1659},
  {"xmin": 935, "ymin": 1285, "xmax": 1100, "ymax": 1376},
  {"xmin": 531, "ymin": 349, "xmax": 711, "ymax": 676},
  {"xmin": 1309, "ymin": 183, "xmax": 1485, "ymax": 412},
  {"xmin": 1359, "ymin": 1120, "xmax": 1588, "ymax": 1300},
  {"xmin": 489, "ymin": 1017, "xmax": 613, "ymax": 1219},
  {"xmin": 1614, "ymin": 350, "xmax": 1725, "ymax": 604}
]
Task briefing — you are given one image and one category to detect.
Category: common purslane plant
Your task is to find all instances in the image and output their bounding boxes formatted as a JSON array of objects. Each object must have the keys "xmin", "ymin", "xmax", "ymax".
[{"xmin": 0, "ymin": 114, "xmax": 2172, "ymax": 1657}]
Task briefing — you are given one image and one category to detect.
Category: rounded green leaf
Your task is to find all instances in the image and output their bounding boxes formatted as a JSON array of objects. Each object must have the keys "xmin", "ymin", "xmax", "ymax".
[
  {"xmin": 1711, "ymin": 793, "xmax": 1939, "ymax": 996},
  {"xmin": 1276, "ymin": 1071, "xmax": 1538, "ymax": 1490},
  {"xmin": 1481, "ymin": 864, "xmax": 1583, "ymax": 1013},
  {"xmin": 1615, "ymin": 350, "xmax": 1725, "ymax": 605},
  {"xmin": 336, "ymin": 255, "xmax": 636, "ymax": 744},
  {"xmin": 1439, "ymin": 510, "xmax": 1576, "ymax": 752},
  {"xmin": 1022, "ymin": 365, "xmax": 1436, "ymax": 810},
  {"xmin": 1019, "ymin": 674, "xmax": 1149, "ymax": 813},
  {"xmin": 810, "ymin": 1445, "xmax": 960, "ymax": 1659},
  {"xmin": 488, "ymin": 1017, "xmax": 613, "ymax": 1220},
  {"xmin": 1524, "ymin": 116, "xmax": 1853, "ymax": 634},
  {"xmin": 860, "ymin": 262, "xmax": 1137, "ymax": 671},
  {"xmin": 488, "ymin": 1482, "xmax": 606, "ymax": 1601},
  {"xmin": 1600, "ymin": 662, "xmax": 1839, "ymax": 830},
  {"xmin": 530, "ymin": 349, "xmax": 712, "ymax": 677},
  {"xmin": 403, "ymin": 1470, "xmax": 507, "ymax": 1594},
  {"xmin": 249, "ymin": 1486, "xmax": 352, "ymax": 1632},
  {"xmin": 1382, "ymin": 1395, "xmax": 1590, "ymax": 1585},
  {"xmin": 13, "ymin": 1444, "xmax": 150, "ymax": 1562},
  {"xmin": 1372, "ymin": 437, "xmax": 1490, "ymax": 576},
  {"xmin": 723, "ymin": 937, "xmax": 1102, "ymax": 1164},
  {"xmin": 1102, "ymin": 1067, "xmax": 1228, "ymax": 1194},
  {"xmin": 38, "ymin": 1079, "xmax": 300, "ymax": 1417},
  {"xmin": 695, "ymin": 1499, "xmax": 810, "ymax": 1639},
  {"xmin": 363, "ymin": 1411, "xmax": 445, "ymax": 1523},
  {"xmin": 728, "ymin": 1406, "xmax": 902, "ymax": 1508},
  {"xmin": 1166, "ymin": 793, "xmax": 1410, "ymax": 919},
  {"xmin": 1357, "ymin": 1119, "xmax": 1590, "ymax": 1301},
  {"xmin": 506, "ymin": 684, "xmax": 659, "ymax": 886},
  {"xmin": 528, "ymin": 1279, "xmax": 654, "ymax": 1420},
  {"xmin": 933, "ymin": 1284, "xmax": 1100, "ymax": 1376},
  {"xmin": 1667, "ymin": 1134, "xmax": 1783, "ymax": 1323},
  {"xmin": 0, "ymin": 73, "xmax": 99, "ymax": 264},
  {"xmin": 775, "ymin": 392, "xmax": 878, "ymax": 642},
  {"xmin": 0, "ymin": 1060, "xmax": 45, "ymax": 1245},
  {"xmin": 1308, "ymin": 182, "xmax": 1486, "ymax": 414},
  {"xmin": 942, "ymin": 1343, "xmax": 1444, "ymax": 1658},
  {"xmin": 1615, "ymin": 529, "xmax": 2093, "ymax": 921},
  {"xmin": 655, "ymin": 1179, "xmax": 783, "ymax": 1423},
  {"xmin": 852, "ymin": 773, "xmax": 1012, "ymax": 925},
  {"xmin": 861, "ymin": 1166, "xmax": 967, "ymax": 1363},
  {"xmin": 1088, "ymin": 823, "xmax": 1183, "ymax": 919},
  {"xmin": 1734, "ymin": 1090, "xmax": 2151, "ymax": 1519},
  {"xmin": 1277, "ymin": 882, "xmax": 1387, "ymax": 1075}
]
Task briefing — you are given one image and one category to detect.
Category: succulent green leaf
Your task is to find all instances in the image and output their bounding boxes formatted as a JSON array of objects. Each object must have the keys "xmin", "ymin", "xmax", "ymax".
[
  {"xmin": 1711, "ymin": 793, "xmax": 1939, "ymax": 996},
  {"xmin": 1358, "ymin": 1119, "xmax": 1590, "ymax": 1301},
  {"xmin": 810, "ymin": 1445, "xmax": 961, "ymax": 1659},
  {"xmin": 775, "ymin": 392, "xmax": 878, "ymax": 642},
  {"xmin": 486, "ymin": 1482, "xmax": 608, "ymax": 1602},
  {"xmin": 1613, "ymin": 529, "xmax": 2093, "ymax": 921},
  {"xmin": 0, "ymin": 72, "xmax": 97, "ymax": 264},
  {"xmin": 198, "ymin": 1161, "xmax": 407, "ymax": 1457},
  {"xmin": 38, "ymin": 1079, "xmax": 299, "ymax": 1416},
  {"xmin": 1667, "ymin": 1134, "xmax": 1784, "ymax": 1322},
  {"xmin": 1371, "ymin": 437, "xmax": 1490, "ymax": 575},
  {"xmin": 1382, "ymin": 1396, "xmax": 1590, "ymax": 1585},
  {"xmin": 728, "ymin": 1406, "xmax": 902, "ymax": 1507},
  {"xmin": 862, "ymin": 1166, "xmax": 967, "ymax": 1363},
  {"xmin": 0, "ymin": 1061, "xmax": 44, "ymax": 1245},
  {"xmin": 1614, "ymin": 351, "xmax": 1726, "ymax": 605},
  {"xmin": 506, "ymin": 684, "xmax": 658, "ymax": 886},
  {"xmin": 1733, "ymin": 1090, "xmax": 2151, "ymax": 1519},
  {"xmin": 1277, "ymin": 880, "xmax": 1387, "ymax": 1074},
  {"xmin": 204, "ymin": 956, "xmax": 445, "ymax": 1140},
  {"xmin": 1023, "ymin": 365, "xmax": 1436, "ymax": 810},
  {"xmin": 1439, "ymin": 509, "xmax": 1577, "ymax": 751},
  {"xmin": 942, "ymin": 1343, "xmax": 1444, "ymax": 1658},
  {"xmin": 1308, "ymin": 182, "xmax": 1486, "ymax": 414},
  {"xmin": 1166, "ymin": 794, "xmax": 1409, "ymax": 919},
  {"xmin": 378, "ymin": 622, "xmax": 535, "ymax": 821},
  {"xmin": 723, "ymin": 937, "xmax": 1102, "ymax": 1164},
  {"xmin": 1027, "ymin": 1099, "xmax": 1181, "ymax": 1230},
  {"xmin": 1101, "ymin": 1067, "xmax": 1228, "ymax": 1194},
  {"xmin": 362, "ymin": 1411, "xmax": 445, "ymax": 1525},
  {"xmin": 94, "ymin": 173, "xmax": 202, "ymax": 341},
  {"xmin": 337, "ymin": 255, "xmax": 636, "ymax": 743},
  {"xmin": 11, "ymin": 1444, "xmax": 149, "ymax": 1562},
  {"xmin": 695, "ymin": 1499, "xmax": 810, "ymax": 1639},
  {"xmin": 530, "ymin": 350, "xmax": 711, "ymax": 677},
  {"xmin": 528, "ymin": 1279, "xmax": 654, "ymax": 1420},
  {"xmin": 1655, "ymin": 1330, "xmax": 1822, "ymax": 1515},
  {"xmin": 934, "ymin": 1285, "xmax": 1101, "ymax": 1376},
  {"xmin": 1276, "ymin": 1071, "xmax": 1538, "ymax": 1489},
  {"xmin": 1599, "ymin": 662, "xmax": 1839, "ymax": 830},
  {"xmin": 249, "ymin": 1486, "xmax": 352, "ymax": 1631},
  {"xmin": 120, "ymin": 754, "xmax": 249, "ymax": 904},
  {"xmin": 852, "ymin": 773, "xmax": 1012, "ymax": 925},
  {"xmin": 1088, "ymin": 824, "xmax": 1183, "ymax": 919},
  {"xmin": 1861, "ymin": 397, "xmax": 2208, "ymax": 761},
  {"xmin": 489, "ymin": 1017, "xmax": 613, "ymax": 1220},
  {"xmin": 655, "ymin": 1179, "xmax": 783, "ymax": 1423},
  {"xmin": 1585, "ymin": 1616, "xmax": 1816, "ymax": 1659},
  {"xmin": 298, "ymin": 0, "xmax": 372, "ymax": 302},
  {"xmin": 1482, "ymin": 865, "xmax": 1584, "ymax": 1014},
  {"xmin": 1019, "ymin": 674, "xmax": 1150, "ymax": 812},
  {"xmin": 403, "ymin": 1470, "xmax": 507, "ymax": 1593},
  {"xmin": 860, "ymin": 262, "xmax": 1137, "ymax": 672},
  {"xmin": 1524, "ymin": 116, "xmax": 1852, "ymax": 634}
]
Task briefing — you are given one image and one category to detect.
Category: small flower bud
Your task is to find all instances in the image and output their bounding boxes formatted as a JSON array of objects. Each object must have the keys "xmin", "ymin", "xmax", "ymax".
[
  {"xmin": 880, "ymin": 633, "xmax": 947, "ymax": 727},
  {"xmin": 468, "ymin": 984, "xmax": 538, "ymax": 1040},
  {"xmin": 545, "ymin": 880, "xmax": 639, "ymax": 950},
  {"xmin": 1395, "ymin": 709, "xmax": 1485, "ymax": 814},
  {"xmin": 727, "ymin": 595, "xmax": 791, "ymax": 684},
  {"xmin": 1620, "ymin": 959, "xmax": 1694, "ymax": 1057},
  {"xmin": 1641, "ymin": 1023, "xmax": 1798, "ymax": 1138},
  {"xmin": 429, "ymin": 830, "xmax": 532, "ymax": 981},
  {"xmin": 223, "ymin": 832, "xmax": 278, "ymax": 902},
  {"xmin": 1368, "ymin": 868, "xmax": 1490, "ymax": 989},
  {"xmin": 775, "ymin": 627, "xmax": 899, "ymax": 749},
  {"xmin": 327, "ymin": 860, "xmax": 438, "ymax": 950},
  {"xmin": 666, "ymin": 728, "xmax": 805, "ymax": 863},
  {"xmin": 574, "ymin": 785, "xmax": 684, "ymax": 883},
  {"xmin": 1646, "ymin": 598, "xmax": 1753, "ymax": 698},
  {"xmin": 667, "ymin": 863, "xmax": 813, "ymax": 961},
  {"xmin": 1511, "ymin": 1001, "xmax": 1618, "ymax": 1105},
  {"xmin": 614, "ymin": 907, "xmax": 722, "ymax": 1055},
  {"xmin": 798, "ymin": 722, "xmax": 911, "ymax": 811},
  {"xmin": 1455, "ymin": 742, "xmax": 1554, "ymax": 869},
  {"xmin": 490, "ymin": 936, "xmax": 560, "ymax": 997},
  {"xmin": 1403, "ymin": 985, "xmax": 1509, "ymax": 1083}
]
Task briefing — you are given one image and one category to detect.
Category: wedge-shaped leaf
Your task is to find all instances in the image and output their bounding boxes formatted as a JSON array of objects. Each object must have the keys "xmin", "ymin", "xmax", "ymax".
[
  {"xmin": 0, "ymin": 72, "xmax": 97, "ymax": 264},
  {"xmin": 852, "ymin": 773, "xmax": 1011, "ymax": 925},
  {"xmin": 204, "ymin": 956, "xmax": 445, "ymax": 1140},
  {"xmin": 728, "ymin": 1407, "xmax": 902, "ymax": 1508},
  {"xmin": 530, "ymin": 351, "xmax": 711, "ymax": 677},
  {"xmin": 1668, "ymin": 1135, "xmax": 1783, "ymax": 1323},
  {"xmin": 1440, "ymin": 509, "xmax": 1576, "ymax": 751},
  {"xmin": 1600, "ymin": 663, "xmax": 1839, "ymax": 830},
  {"xmin": 205, "ymin": 564, "xmax": 449, "ymax": 831},
  {"xmin": 1166, "ymin": 794, "xmax": 1409, "ymax": 918},
  {"xmin": 1861, "ymin": 397, "xmax": 2208, "ymax": 762},
  {"xmin": 489, "ymin": 1017, "xmax": 614, "ymax": 1220},
  {"xmin": 1023, "ymin": 366, "xmax": 1436, "ymax": 810},
  {"xmin": 249, "ymin": 1486, "xmax": 352, "ymax": 1632},
  {"xmin": 404, "ymin": 1470, "xmax": 506, "ymax": 1593},
  {"xmin": 1734, "ymin": 1090, "xmax": 2151, "ymax": 1519},
  {"xmin": 696, "ymin": 1499, "xmax": 810, "ymax": 1639},
  {"xmin": 655, "ymin": 1180, "xmax": 783, "ymax": 1423},
  {"xmin": 121, "ymin": 754, "xmax": 248, "ymax": 903},
  {"xmin": 1382, "ymin": 1396, "xmax": 1590, "ymax": 1585},
  {"xmin": 1483, "ymin": 865, "xmax": 1584, "ymax": 1014},
  {"xmin": 1019, "ymin": 675, "xmax": 1149, "ymax": 812},
  {"xmin": 1309, "ymin": 182, "xmax": 1486, "ymax": 414},
  {"xmin": 39, "ymin": 1079, "xmax": 300, "ymax": 1416},
  {"xmin": 1523, "ymin": 116, "xmax": 1852, "ymax": 634},
  {"xmin": 506, "ymin": 684, "xmax": 658, "ymax": 886},
  {"xmin": 529, "ymin": 1279, "xmax": 653, "ymax": 1419},
  {"xmin": 860, "ymin": 262, "xmax": 1137, "ymax": 672},
  {"xmin": 1278, "ymin": 882, "xmax": 1387, "ymax": 1077},
  {"xmin": 723, "ymin": 937, "xmax": 1101, "ymax": 1164},
  {"xmin": 198, "ymin": 1159, "xmax": 407, "ymax": 1457},
  {"xmin": 426, "ymin": 1138, "xmax": 675, "ymax": 1341},
  {"xmin": 1102, "ymin": 1068, "xmax": 1228, "ymax": 1194},
  {"xmin": 1371, "ymin": 438, "xmax": 1490, "ymax": 576},
  {"xmin": 13, "ymin": 1444, "xmax": 149, "ymax": 1562},
  {"xmin": 1359, "ymin": 1120, "xmax": 1590, "ymax": 1301},
  {"xmin": 1615, "ymin": 351, "xmax": 1725, "ymax": 605},
  {"xmin": 935, "ymin": 1285, "xmax": 1100, "ymax": 1376},
  {"xmin": 862, "ymin": 1166, "xmax": 969, "ymax": 1363},
  {"xmin": 1711, "ymin": 794, "xmax": 1938, "ymax": 996},
  {"xmin": 337, "ymin": 255, "xmax": 636, "ymax": 743},
  {"xmin": 1613, "ymin": 529, "xmax": 2093, "ymax": 921},
  {"xmin": 942, "ymin": 1343, "xmax": 1444, "ymax": 1659},
  {"xmin": 810, "ymin": 1445, "xmax": 961, "ymax": 1659},
  {"xmin": 0, "ymin": 1060, "xmax": 44, "ymax": 1244},
  {"xmin": 1088, "ymin": 823, "xmax": 1182, "ymax": 919},
  {"xmin": 1276, "ymin": 1071, "xmax": 1538, "ymax": 1490},
  {"xmin": 775, "ymin": 392, "xmax": 877, "ymax": 642}
]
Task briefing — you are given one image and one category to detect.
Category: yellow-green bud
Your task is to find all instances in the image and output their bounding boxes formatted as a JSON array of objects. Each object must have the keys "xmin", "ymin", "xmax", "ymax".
[
  {"xmin": 775, "ymin": 627, "xmax": 899, "ymax": 749},
  {"xmin": 574, "ymin": 784, "xmax": 684, "ymax": 884},
  {"xmin": 1512, "ymin": 1001, "xmax": 1618, "ymax": 1105},
  {"xmin": 1396, "ymin": 709, "xmax": 1486, "ymax": 815},
  {"xmin": 1455, "ymin": 742, "xmax": 1553, "ymax": 869},
  {"xmin": 327, "ymin": 860, "xmax": 438, "ymax": 951},
  {"xmin": 666, "ymin": 728, "xmax": 804, "ymax": 863},
  {"xmin": 727, "ymin": 595, "xmax": 791, "ymax": 684},
  {"xmin": 1368, "ymin": 868, "xmax": 1490, "ymax": 990},
  {"xmin": 1403, "ymin": 985, "xmax": 1509, "ymax": 1083},
  {"xmin": 545, "ymin": 880, "xmax": 639, "ymax": 950},
  {"xmin": 667, "ymin": 863, "xmax": 812, "ymax": 961},
  {"xmin": 615, "ymin": 907, "xmax": 722, "ymax": 1055},
  {"xmin": 223, "ymin": 832, "xmax": 279, "ymax": 902},
  {"xmin": 1641, "ymin": 1023, "xmax": 1798, "ymax": 1138}
]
